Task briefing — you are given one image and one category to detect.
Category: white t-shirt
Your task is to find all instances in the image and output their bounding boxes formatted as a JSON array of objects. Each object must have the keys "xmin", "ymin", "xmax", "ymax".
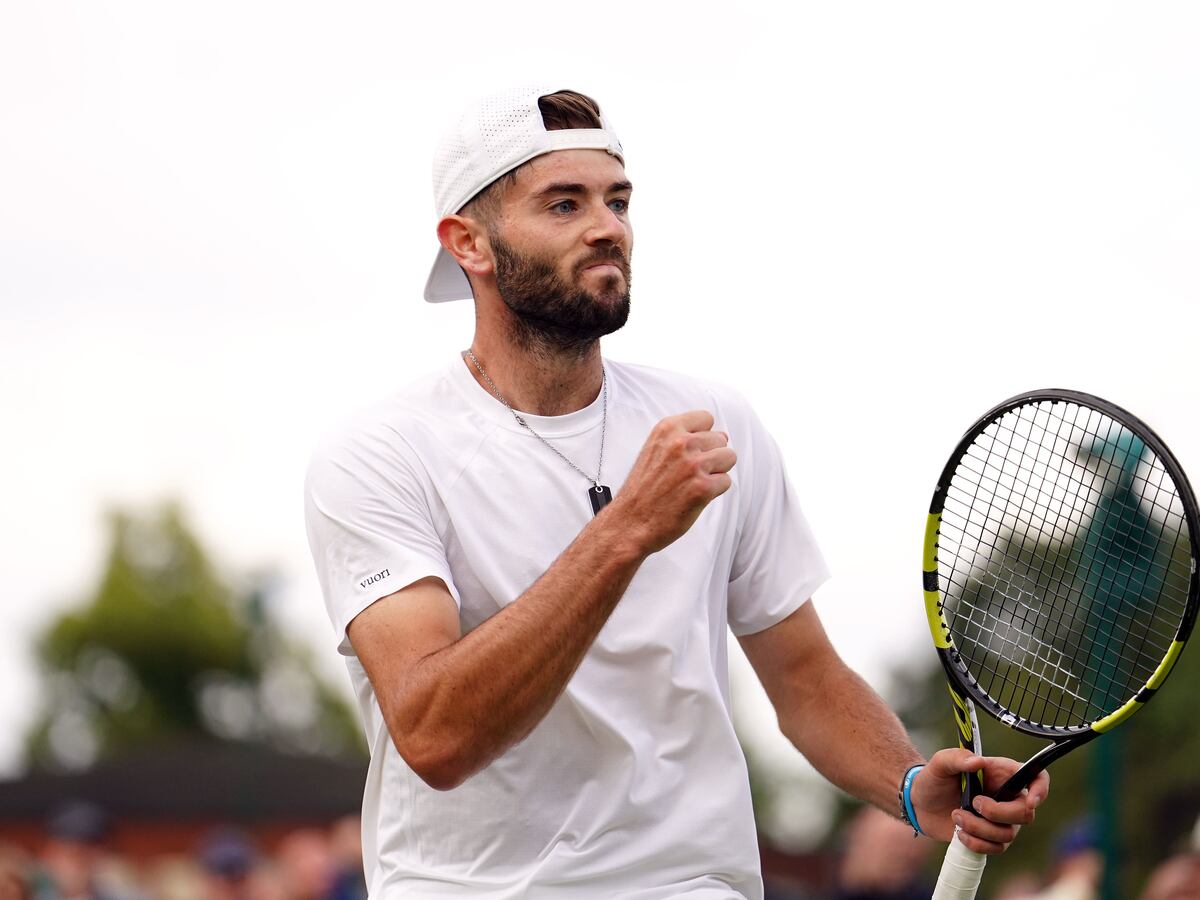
[{"xmin": 304, "ymin": 357, "xmax": 829, "ymax": 899}]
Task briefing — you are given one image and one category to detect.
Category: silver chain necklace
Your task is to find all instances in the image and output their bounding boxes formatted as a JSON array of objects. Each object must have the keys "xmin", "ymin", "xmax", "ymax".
[{"xmin": 465, "ymin": 349, "xmax": 613, "ymax": 515}]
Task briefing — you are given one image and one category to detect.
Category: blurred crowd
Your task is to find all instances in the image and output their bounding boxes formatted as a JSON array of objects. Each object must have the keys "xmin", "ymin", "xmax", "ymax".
[
  {"xmin": 0, "ymin": 805, "xmax": 366, "ymax": 900},
  {"xmin": 6, "ymin": 801, "xmax": 1200, "ymax": 900},
  {"xmin": 817, "ymin": 807, "xmax": 1200, "ymax": 900}
]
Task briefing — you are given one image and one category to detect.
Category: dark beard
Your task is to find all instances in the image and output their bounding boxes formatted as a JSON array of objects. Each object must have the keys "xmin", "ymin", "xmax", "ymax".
[{"xmin": 490, "ymin": 233, "xmax": 631, "ymax": 357}]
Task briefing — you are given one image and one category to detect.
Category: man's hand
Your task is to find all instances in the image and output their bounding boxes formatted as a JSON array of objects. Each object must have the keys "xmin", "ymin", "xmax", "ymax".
[
  {"xmin": 909, "ymin": 749, "xmax": 1050, "ymax": 853},
  {"xmin": 609, "ymin": 410, "xmax": 736, "ymax": 553}
]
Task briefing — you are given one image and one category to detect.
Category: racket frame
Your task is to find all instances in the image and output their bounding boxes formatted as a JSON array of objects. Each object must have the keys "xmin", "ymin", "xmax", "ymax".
[{"xmin": 924, "ymin": 388, "xmax": 1200, "ymax": 800}]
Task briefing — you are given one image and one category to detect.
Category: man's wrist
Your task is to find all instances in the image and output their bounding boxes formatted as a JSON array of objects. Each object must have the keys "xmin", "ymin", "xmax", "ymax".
[
  {"xmin": 898, "ymin": 763, "xmax": 926, "ymax": 837},
  {"xmin": 586, "ymin": 498, "xmax": 653, "ymax": 564}
]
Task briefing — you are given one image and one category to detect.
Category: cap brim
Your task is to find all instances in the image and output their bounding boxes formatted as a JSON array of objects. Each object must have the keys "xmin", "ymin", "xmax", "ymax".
[{"xmin": 424, "ymin": 246, "xmax": 473, "ymax": 303}]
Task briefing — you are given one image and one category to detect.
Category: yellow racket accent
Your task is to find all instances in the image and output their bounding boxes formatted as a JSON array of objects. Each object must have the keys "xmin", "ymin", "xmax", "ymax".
[
  {"xmin": 924, "ymin": 513, "xmax": 952, "ymax": 648},
  {"xmin": 1092, "ymin": 640, "xmax": 1186, "ymax": 733},
  {"xmin": 948, "ymin": 684, "xmax": 974, "ymax": 747},
  {"xmin": 1147, "ymin": 640, "xmax": 1186, "ymax": 690},
  {"xmin": 926, "ymin": 594, "xmax": 950, "ymax": 649},
  {"xmin": 1092, "ymin": 699, "xmax": 1141, "ymax": 734},
  {"xmin": 923, "ymin": 513, "xmax": 940, "ymax": 571}
]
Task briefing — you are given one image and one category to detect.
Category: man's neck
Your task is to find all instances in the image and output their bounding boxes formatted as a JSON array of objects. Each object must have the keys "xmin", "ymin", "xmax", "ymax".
[{"xmin": 464, "ymin": 335, "xmax": 604, "ymax": 417}]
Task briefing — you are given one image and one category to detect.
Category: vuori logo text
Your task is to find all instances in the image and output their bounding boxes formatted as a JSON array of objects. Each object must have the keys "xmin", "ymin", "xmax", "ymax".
[{"xmin": 360, "ymin": 569, "xmax": 390, "ymax": 589}]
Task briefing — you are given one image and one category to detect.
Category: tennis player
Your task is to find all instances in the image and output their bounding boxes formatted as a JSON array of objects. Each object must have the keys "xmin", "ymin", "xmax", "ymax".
[{"xmin": 304, "ymin": 86, "xmax": 1050, "ymax": 899}]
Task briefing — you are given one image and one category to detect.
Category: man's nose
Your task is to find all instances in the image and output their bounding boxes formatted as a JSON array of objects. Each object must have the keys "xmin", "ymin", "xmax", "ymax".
[{"xmin": 584, "ymin": 203, "xmax": 628, "ymax": 245}]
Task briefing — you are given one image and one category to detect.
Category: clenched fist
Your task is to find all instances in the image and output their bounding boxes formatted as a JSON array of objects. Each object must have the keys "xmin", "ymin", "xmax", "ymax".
[{"xmin": 607, "ymin": 410, "xmax": 737, "ymax": 554}]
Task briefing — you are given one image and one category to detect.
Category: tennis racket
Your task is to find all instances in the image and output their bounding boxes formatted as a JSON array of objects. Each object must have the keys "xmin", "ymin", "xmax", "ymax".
[{"xmin": 923, "ymin": 390, "xmax": 1199, "ymax": 900}]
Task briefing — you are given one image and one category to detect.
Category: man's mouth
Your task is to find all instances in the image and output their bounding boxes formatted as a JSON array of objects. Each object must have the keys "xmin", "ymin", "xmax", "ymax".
[{"xmin": 577, "ymin": 254, "xmax": 628, "ymax": 278}]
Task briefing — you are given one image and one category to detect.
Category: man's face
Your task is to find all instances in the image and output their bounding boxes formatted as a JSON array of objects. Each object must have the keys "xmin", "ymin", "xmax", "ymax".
[{"xmin": 485, "ymin": 149, "xmax": 633, "ymax": 353}]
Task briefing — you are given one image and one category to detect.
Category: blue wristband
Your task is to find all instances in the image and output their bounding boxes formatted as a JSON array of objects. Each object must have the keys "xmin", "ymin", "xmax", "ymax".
[{"xmin": 899, "ymin": 764, "xmax": 925, "ymax": 837}]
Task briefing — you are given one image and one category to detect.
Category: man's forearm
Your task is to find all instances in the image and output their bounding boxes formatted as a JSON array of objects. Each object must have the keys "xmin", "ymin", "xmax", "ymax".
[
  {"xmin": 392, "ymin": 511, "xmax": 648, "ymax": 789},
  {"xmin": 776, "ymin": 647, "xmax": 1048, "ymax": 849},
  {"xmin": 782, "ymin": 659, "xmax": 923, "ymax": 815},
  {"xmin": 740, "ymin": 602, "xmax": 924, "ymax": 817}
]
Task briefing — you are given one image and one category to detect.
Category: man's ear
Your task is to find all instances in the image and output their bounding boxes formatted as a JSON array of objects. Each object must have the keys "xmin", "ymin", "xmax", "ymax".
[{"xmin": 437, "ymin": 215, "xmax": 494, "ymax": 279}]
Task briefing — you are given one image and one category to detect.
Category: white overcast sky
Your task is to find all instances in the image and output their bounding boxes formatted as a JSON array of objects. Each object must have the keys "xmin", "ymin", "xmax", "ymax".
[{"xmin": 2, "ymin": 2, "xmax": 1199, "ymax": 802}]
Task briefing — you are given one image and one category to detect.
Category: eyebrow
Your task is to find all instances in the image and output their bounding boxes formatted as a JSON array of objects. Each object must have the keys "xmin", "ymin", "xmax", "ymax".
[{"xmin": 532, "ymin": 180, "xmax": 634, "ymax": 199}]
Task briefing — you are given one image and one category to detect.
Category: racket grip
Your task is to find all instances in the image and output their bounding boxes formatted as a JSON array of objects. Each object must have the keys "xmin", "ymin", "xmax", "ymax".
[{"xmin": 931, "ymin": 832, "xmax": 986, "ymax": 900}]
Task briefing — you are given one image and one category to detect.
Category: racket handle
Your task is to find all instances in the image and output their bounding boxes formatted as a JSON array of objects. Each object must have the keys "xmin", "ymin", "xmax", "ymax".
[{"xmin": 931, "ymin": 832, "xmax": 986, "ymax": 900}]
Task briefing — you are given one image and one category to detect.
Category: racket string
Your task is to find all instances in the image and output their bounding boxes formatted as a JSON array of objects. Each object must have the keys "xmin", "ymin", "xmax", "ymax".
[
  {"xmin": 938, "ymin": 399, "xmax": 1193, "ymax": 730},
  {"xmin": 953, "ymin": 401, "xmax": 1100, "ymax": 724}
]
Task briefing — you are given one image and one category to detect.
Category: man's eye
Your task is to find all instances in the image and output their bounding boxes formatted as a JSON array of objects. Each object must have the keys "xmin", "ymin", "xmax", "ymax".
[
  {"xmin": 551, "ymin": 200, "xmax": 576, "ymax": 214},
  {"xmin": 609, "ymin": 198, "xmax": 629, "ymax": 213}
]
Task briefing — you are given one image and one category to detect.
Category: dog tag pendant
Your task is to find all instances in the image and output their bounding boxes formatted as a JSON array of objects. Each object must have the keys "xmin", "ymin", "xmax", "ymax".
[{"xmin": 589, "ymin": 484, "xmax": 613, "ymax": 516}]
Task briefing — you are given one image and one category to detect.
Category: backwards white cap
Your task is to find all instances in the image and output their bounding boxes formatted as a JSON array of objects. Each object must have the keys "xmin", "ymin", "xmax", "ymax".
[{"xmin": 424, "ymin": 85, "xmax": 624, "ymax": 303}]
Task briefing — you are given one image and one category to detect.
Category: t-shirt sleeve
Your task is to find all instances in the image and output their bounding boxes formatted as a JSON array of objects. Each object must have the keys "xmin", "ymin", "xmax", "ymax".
[
  {"xmin": 304, "ymin": 425, "xmax": 460, "ymax": 656},
  {"xmin": 724, "ymin": 396, "xmax": 830, "ymax": 636}
]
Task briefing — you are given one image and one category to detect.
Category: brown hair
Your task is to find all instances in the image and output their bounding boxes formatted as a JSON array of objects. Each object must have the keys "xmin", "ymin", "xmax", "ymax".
[
  {"xmin": 462, "ymin": 90, "xmax": 604, "ymax": 220},
  {"xmin": 537, "ymin": 90, "xmax": 603, "ymax": 131}
]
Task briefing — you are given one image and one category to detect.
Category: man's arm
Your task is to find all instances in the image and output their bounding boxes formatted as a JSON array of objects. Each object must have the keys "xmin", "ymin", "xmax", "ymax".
[
  {"xmin": 739, "ymin": 601, "xmax": 1048, "ymax": 854},
  {"xmin": 738, "ymin": 601, "xmax": 924, "ymax": 812},
  {"xmin": 348, "ymin": 410, "xmax": 735, "ymax": 791}
]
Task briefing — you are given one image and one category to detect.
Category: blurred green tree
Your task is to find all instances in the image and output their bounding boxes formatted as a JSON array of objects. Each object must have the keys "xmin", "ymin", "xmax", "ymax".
[{"xmin": 26, "ymin": 501, "xmax": 364, "ymax": 770}]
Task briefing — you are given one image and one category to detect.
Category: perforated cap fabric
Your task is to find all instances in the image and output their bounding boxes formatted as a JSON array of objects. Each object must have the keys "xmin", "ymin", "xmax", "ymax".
[{"xmin": 424, "ymin": 85, "xmax": 624, "ymax": 303}]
